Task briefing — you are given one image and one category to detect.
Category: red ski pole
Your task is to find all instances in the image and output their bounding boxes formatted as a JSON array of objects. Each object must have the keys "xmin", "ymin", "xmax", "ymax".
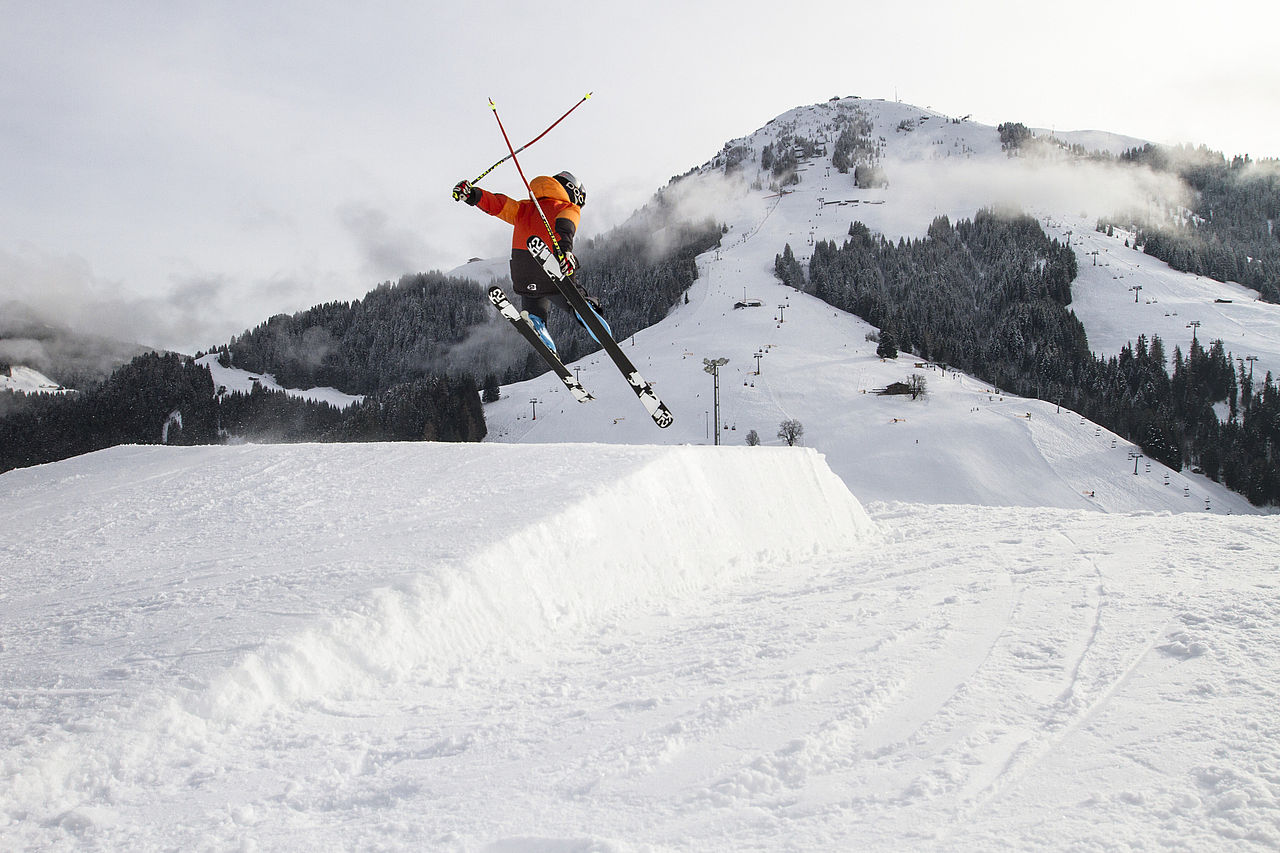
[
  {"xmin": 489, "ymin": 98, "xmax": 572, "ymax": 266},
  {"xmin": 456, "ymin": 93, "xmax": 591, "ymax": 197}
]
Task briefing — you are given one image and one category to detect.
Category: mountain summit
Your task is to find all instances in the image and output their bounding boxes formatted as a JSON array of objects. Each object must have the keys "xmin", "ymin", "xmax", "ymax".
[{"xmin": 480, "ymin": 98, "xmax": 1268, "ymax": 514}]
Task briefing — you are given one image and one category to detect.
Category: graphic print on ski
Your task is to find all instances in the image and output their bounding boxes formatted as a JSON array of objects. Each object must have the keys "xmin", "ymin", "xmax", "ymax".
[
  {"xmin": 487, "ymin": 285, "xmax": 592, "ymax": 403},
  {"xmin": 528, "ymin": 235, "xmax": 675, "ymax": 428}
]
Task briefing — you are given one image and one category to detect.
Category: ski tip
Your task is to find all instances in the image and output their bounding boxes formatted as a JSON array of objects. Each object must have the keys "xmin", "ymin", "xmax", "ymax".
[
  {"xmin": 488, "ymin": 98, "xmax": 496, "ymax": 110},
  {"xmin": 585, "ymin": 92, "xmax": 593, "ymax": 100}
]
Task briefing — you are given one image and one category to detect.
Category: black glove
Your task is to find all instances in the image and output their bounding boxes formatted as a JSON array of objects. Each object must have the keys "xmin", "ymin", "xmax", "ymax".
[{"xmin": 452, "ymin": 180, "xmax": 481, "ymax": 205}]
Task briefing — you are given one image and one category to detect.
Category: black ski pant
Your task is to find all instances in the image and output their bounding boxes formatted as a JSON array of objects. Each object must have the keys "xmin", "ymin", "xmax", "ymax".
[{"xmin": 520, "ymin": 293, "xmax": 575, "ymax": 324}]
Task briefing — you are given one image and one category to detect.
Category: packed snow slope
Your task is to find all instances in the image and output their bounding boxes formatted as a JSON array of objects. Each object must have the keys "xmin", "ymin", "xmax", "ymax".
[
  {"xmin": 0, "ymin": 441, "xmax": 872, "ymax": 848},
  {"xmin": 4, "ymin": 443, "xmax": 1280, "ymax": 849},
  {"xmin": 0, "ymin": 364, "xmax": 67, "ymax": 394},
  {"xmin": 475, "ymin": 98, "xmax": 1265, "ymax": 515}
]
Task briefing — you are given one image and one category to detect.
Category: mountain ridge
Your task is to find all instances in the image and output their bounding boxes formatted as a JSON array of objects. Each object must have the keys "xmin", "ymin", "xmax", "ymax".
[{"xmin": 5, "ymin": 98, "xmax": 1279, "ymax": 507}]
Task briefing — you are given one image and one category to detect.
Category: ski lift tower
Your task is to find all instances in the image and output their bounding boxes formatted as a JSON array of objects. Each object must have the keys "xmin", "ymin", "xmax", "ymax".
[{"xmin": 703, "ymin": 358, "xmax": 730, "ymax": 446}]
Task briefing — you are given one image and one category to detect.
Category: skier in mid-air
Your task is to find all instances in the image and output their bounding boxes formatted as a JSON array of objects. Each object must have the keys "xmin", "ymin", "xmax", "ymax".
[
  {"xmin": 452, "ymin": 170, "xmax": 603, "ymax": 354},
  {"xmin": 453, "ymin": 96, "xmax": 672, "ymax": 427}
]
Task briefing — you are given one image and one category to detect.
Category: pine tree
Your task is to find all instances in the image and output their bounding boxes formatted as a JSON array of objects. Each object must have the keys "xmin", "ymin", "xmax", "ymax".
[
  {"xmin": 876, "ymin": 328, "xmax": 899, "ymax": 360},
  {"xmin": 482, "ymin": 373, "xmax": 501, "ymax": 403}
]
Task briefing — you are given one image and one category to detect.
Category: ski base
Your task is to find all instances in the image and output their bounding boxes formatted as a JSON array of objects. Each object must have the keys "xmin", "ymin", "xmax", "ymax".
[
  {"xmin": 487, "ymin": 285, "xmax": 591, "ymax": 404},
  {"xmin": 528, "ymin": 236, "xmax": 674, "ymax": 429}
]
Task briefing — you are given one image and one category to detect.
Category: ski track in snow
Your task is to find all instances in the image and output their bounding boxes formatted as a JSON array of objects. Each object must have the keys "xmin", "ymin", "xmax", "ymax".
[{"xmin": 3, "ymin": 445, "xmax": 1280, "ymax": 850}]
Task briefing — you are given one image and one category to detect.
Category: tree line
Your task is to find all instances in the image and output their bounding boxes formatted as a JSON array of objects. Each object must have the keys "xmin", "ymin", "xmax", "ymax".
[
  {"xmin": 217, "ymin": 212, "xmax": 722, "ymax": 397},
  {"xmin": 0, "ymin": 351, "xmax": 487, "ymax": 474},
  {"xmin": 2, "ymin": 205, "xmax": 723, "ymax": 473},
  {"xmin": 221, "ymin": 271, "xmax": 494, "ymax": 395},
  {"xmin": 1115, "ymin": 145, "xmax": 1280, "ymax": 302},
  {"xmin": 792, "ymin": 209, "xmax": 1280, "ymax": 505}
]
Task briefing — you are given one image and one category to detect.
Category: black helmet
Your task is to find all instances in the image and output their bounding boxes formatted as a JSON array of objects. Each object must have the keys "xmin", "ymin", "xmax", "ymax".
[{"xmin": 554, "ymin": 171, "xmax": 586, "ymax": 206}]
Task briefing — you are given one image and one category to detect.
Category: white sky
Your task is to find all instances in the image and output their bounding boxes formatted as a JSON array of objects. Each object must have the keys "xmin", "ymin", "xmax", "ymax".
[{"xmin": 2, "ymin": 0, "xmax": 1278, "ymax": 352}]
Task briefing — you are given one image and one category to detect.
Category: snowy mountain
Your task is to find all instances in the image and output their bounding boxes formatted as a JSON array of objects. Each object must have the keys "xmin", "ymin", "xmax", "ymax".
[
  {"xmin": 3, "ymin": 99, "xmax": 1280, "ymax": 850},
  {"xmin": 481, "ymin": 97, "xmax": 1267, "ymax": 515},
  {"xmin": 0, "ymin": 301, "xmax": 152, "ymax": 389}
]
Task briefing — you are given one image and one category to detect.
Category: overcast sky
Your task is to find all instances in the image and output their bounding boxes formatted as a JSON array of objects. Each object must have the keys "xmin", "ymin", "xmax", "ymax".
[{"xmin": 3, "ymin": 0, "xmax": 1277, "ymax": 352}]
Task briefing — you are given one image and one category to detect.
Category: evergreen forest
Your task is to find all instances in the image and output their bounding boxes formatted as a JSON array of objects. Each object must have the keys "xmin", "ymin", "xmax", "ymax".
[
  {"xmin": 0, "ymin": 352, "xmax": 487, "ymax": 474},
  {"xmin": 1, "ymin": 211, "xmax": 722, "ymax": 474},
  {"xmin": 796, "ymin": 210, "xmax": 1280, "ymax": 505},
  {"xmin": 1114, "ymin": 145, "xmax": 1280, "ymax": 303}
]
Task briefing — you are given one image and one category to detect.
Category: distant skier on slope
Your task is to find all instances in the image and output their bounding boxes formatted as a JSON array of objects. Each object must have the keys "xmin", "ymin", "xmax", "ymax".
[{"xmin": 452, "ymin": 171, "xmax": 604, "ymax": 354}]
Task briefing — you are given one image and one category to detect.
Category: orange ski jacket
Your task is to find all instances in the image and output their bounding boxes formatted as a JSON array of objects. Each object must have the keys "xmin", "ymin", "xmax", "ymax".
[
  {"xmin": 475, "ymin": 175, "xmax": 580, "ymax": 253},
  {"xmin": 475, "ymin": 175, "xmax": 581, "ymax": 295}
]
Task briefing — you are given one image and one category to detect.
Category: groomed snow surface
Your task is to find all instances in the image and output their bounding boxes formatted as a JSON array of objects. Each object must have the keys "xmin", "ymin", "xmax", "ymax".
[{"xmin": 4, "ymin": 443, "xmax": 1280, "ymax": 850}]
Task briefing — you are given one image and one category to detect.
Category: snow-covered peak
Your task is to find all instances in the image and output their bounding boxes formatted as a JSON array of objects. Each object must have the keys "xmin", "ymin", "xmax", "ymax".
[
  {"xmin": 718, "ymin": 98, "xmax": 1147, "ymax": 172},
  {"xmin": 480, "ymin": 98, "xmax": 1261, "ymax": 516}
]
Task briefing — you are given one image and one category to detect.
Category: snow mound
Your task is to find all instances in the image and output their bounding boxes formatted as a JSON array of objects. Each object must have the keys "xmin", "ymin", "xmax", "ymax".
[
  {"xmin": 189, "ymin": 442, "xmax": 874, "ymax": 724},
  {"xmin": 0, "ymin": 442, "xmax": 874, "ymax": 823}
]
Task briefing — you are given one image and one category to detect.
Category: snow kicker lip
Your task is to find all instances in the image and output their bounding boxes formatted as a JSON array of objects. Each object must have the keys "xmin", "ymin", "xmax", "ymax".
[
  {"xmin": 192, "ymin": 444, "xmax": 875, "ymax": 725},
  {"xmin": 0, "ymin": 442, "xmax": 875, "ymax": 823}
]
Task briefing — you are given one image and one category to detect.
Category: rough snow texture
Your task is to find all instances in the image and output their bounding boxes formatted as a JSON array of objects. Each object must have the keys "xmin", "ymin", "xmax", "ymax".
[
  {"xmin": 3, "ymin": 445, "xmax": 1279, "ymax": 849},
  {"xmin": 0, "ymin": 442, "xmax": 872, "ymax": 848}
]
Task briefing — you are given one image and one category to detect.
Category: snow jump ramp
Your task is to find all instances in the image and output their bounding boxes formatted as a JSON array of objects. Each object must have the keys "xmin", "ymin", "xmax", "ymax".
[
  {"xmin": 187, "ymin": 441, "xmax": 877, "ymax": 719},
  {"xmin": 0, "ymin": 442, "xmax": 875, "ymax": 824}
]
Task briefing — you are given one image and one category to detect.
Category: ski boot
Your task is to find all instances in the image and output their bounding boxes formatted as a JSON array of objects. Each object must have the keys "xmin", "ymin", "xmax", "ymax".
[
  {"xmin": 523, "ymin": 311, "xmax": 557, "ymax": 354},
  {"xmin": 573, "ymin": 287, "xmax": 611, "ymax": 342}
]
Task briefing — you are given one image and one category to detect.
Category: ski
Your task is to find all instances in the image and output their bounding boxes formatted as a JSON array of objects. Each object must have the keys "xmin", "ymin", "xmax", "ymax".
[
  {"xmin": 487, "ymin": 285, "xmax": 592, "ymax": 404},
  {"xmin": 528, "ymin": 236, "xmax": 675, "ymax": 429}
]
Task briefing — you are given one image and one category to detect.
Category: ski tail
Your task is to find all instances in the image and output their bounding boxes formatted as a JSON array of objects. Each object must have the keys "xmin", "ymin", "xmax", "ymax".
[
  {"xmin": 526, "ymin": 236, "xmax": 674, "ymax": 429},
  {"xmin": 487, "ymin": 286, "xmax": 591, "ymax": 404}
]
